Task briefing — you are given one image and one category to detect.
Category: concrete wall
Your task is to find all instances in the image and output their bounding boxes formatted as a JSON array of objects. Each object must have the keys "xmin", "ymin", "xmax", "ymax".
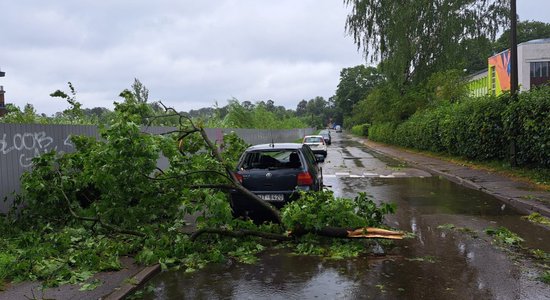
[
  {"xmin": 466, "ymin": 38, "xmax": 550, "ymax": 96},
  {"xmin": 0, "ymin": 124, "xmax": 314, "ymax": 214},
  {"xmin": 518, "ymin": 39, "xmax": 550, "ymax": 91}
]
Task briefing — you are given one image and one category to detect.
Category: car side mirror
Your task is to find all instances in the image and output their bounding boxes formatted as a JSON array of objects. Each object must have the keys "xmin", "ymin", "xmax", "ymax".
[{"xmin": 315, "ymin": 154, "xmax": 325, "ymax": 163}]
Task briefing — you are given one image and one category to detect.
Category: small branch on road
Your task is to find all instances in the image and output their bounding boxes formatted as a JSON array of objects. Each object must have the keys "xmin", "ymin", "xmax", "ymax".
[{"xmin": 190, "ymin": 228, "xmax": 292, "ymax": 242}]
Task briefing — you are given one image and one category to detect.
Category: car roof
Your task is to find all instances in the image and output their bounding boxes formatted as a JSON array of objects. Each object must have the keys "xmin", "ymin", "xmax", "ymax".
[
  {"xmin": 303, "ymin": 135, "xmax": 324, "ymax": 138},
  {"xmin": 245, "ymin": 143, "xmax": 303, "ymax": 151}
]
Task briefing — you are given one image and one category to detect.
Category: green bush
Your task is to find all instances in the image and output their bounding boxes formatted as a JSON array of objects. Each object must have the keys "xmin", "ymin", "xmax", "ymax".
[
  {"xmin": 503, "ymin": 87, "xmax": 550, "ymax": 166},
  {"xmin": 367, "ymin": 87, "xmax": 550, "ymax": 167},
  {"xmin": 368, "ymin": 122, "xmax": 397, "ymax": 144},
  {"xmin": 351, "ymin": 123, "xmax": 370, "ymax": 137}
]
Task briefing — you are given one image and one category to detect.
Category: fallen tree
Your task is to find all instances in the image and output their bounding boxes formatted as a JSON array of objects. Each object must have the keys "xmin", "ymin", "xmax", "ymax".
[
  {"xmin": 2, "ymin": 91, "xmax": 402, "ymax": 287},
  {"xmin": 153, "ymin": 103, "xmax": 403, "ymax": 240}
]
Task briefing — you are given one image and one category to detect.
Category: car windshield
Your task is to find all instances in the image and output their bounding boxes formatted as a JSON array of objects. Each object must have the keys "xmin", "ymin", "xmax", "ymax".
[
  {"xmin": 304, "ymin": 137, "xmax": 322, "ymax": 143},
  {"xmin": 240, "ymin": 150, "xmax": 301, "ymax": 170}
]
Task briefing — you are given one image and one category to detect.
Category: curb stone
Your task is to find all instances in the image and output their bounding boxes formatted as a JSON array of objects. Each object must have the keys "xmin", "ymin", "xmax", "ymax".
[{"xmin": 102, "ymin": 264, "xmax": 161, "ymax": 300}]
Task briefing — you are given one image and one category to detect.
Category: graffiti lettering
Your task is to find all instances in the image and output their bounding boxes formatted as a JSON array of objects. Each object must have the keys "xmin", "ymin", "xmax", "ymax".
[
  {"xmin": 0, "ymin": 131, "xmax": 72, "ymax": 168},
  {"xmin": 64, "ymin": 135, "xmax": 74, "ymax": 147}
]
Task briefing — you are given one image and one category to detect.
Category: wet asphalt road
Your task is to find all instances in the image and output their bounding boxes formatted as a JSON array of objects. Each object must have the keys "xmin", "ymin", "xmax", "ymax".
[{"xmin": 140, "ymin": 132, "xmax": 550, "ymax": 300}]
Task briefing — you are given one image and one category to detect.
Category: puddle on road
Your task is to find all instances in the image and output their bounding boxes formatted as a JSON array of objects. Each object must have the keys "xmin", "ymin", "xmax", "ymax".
[
  {"xmin": 343, "ymin": 157, "xmax": 365, "ymax": 168},
  {"xmin": 140, "ymin": 248, "xmax": 500, "ymax": 300},
  {"xmin": 334, "ymin": 176, "xmax": 550, "ymax": 251},
  {"xmin": 138, "ymin": 176, "xmax": 550, "ymax": 299},
  {"xmin": 338, "ymin": 139, "xmax": 408, "ymax": 169}
]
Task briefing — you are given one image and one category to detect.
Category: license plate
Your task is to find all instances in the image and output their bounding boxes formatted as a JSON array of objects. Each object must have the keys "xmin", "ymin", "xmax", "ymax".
[{"xmin": 257, "ymin": 194, "xmax": 284, "ymax": 201}]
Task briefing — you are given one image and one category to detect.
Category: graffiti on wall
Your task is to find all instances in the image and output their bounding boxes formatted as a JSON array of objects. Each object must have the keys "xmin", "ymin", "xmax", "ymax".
[
  {"xmin": 0, "ymin": 132, "xmax": 74, "ymax": 167},
  {"xmin": 488, "ymin": 50, "xmax": 511, "ymax": 92}
]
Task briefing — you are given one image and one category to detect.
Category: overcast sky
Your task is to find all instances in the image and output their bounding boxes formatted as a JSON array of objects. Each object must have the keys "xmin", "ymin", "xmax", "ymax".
[{"xmin": 1, "ymin": 1, "xmax": 549, "ymax": 115}]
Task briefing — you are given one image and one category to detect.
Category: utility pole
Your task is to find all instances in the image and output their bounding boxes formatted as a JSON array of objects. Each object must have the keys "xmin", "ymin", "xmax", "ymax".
[
  {"xmin": 509, "ymin": 0, "xmax": 518, "ymax": 167},
  {"xmin": 510, "ymin": 0, "xmax": 519, "ymax": 96},
  {"xmin": 0, "ymin": 68, "xmax": 6, "ymax": 117}
]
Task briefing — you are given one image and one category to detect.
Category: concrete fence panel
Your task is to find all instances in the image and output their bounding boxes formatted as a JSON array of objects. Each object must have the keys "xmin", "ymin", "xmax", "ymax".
[{"xmin": 0, "ymin": 124, "xmax": 314, "ymax": 213}]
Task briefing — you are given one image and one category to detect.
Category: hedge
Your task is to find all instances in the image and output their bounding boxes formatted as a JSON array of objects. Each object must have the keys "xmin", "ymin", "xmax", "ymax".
[
  {"xmin": 503, "ymin": 87, "xmax": 550, "ymax": 166},
  {"xmin": 368, "ymin": 86, "xmax": 550, "ymax": 167},
  {"xmin": 351, "ymin": 123, "xmax": 370, "ymax": 137}
]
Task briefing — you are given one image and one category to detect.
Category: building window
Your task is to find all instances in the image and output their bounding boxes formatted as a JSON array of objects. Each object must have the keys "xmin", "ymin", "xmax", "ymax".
[
  {"xmin": 490, "ymin": 66, "xmax": 496, "ymax": 95},
  {"xmin": 530, "ymin": 61, "xmax": 550, "ymax": 78},
  {"xmin": 530, "ymin": 61, "xmax": 550, "ymax": 88}
]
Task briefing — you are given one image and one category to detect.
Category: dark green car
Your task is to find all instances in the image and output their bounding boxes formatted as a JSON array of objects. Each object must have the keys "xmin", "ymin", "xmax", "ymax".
[{"xmin": 230, "ymin": 143, "xmax": 324, "ymax": 222}]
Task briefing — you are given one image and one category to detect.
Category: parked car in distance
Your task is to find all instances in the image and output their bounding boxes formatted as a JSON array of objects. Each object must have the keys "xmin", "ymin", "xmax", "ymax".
[
  {"xmin": 319, "ymin": 129, "xmax": 331, "ymax": 145},
  {"xmin": 302, "ymin": 135, "xmax": 327, "ymax": 158},
  {"xmin": 335, "ymin": 125, "xmax": 342, "ymax": 133},
  {"xmin": 230, "ymin": 143, "xmax": 324, "ymax": 222}
]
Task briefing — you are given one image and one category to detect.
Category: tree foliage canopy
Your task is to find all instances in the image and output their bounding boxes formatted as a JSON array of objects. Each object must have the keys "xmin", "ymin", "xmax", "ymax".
[
  {"xmin": 334, "ymin": 65, "xmax": 383, "ymax": 121},
  {"xmin": 344, "ymin": 0, "xmax": 509, "ymax": 87},
  {"xmin": 493, "ymin": 20, "xmax": 550, "ymax": 52}
]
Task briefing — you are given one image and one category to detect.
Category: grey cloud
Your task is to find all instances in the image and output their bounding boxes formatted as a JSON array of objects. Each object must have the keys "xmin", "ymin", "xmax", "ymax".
[{"xmin": 4, "ymin": 0, "xmax": 545, "ymax": 116}]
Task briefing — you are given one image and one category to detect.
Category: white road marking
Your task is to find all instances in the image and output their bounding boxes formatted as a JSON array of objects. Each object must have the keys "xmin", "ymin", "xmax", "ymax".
[
  {"xmin": 324, "ymin": 173, "xmax": 408, "ymax": 178},
  {"xmin": 362, "ymin": 172, "xmax": 379, "ymax": 177}
]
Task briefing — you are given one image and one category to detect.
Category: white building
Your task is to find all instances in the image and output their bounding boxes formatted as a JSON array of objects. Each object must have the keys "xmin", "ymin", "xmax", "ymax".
[{"xmin": 467, "ymin": 38, "xmax": 550, "ymax": 96}]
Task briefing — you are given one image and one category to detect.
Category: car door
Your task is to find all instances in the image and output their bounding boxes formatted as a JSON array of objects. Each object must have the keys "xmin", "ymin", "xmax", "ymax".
[{"xmin": 301, "ymin": 145, "xmax": 323, "ymax": 190}]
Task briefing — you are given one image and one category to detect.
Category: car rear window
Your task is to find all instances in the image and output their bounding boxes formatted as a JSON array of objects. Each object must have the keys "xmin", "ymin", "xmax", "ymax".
[
  {"xmin": 239, "ymin": 150, "xmax": 302, "ymax": 170},
  {"xmin": 304, "ymin": 137, "xmax": 322, "ymax": 143}
]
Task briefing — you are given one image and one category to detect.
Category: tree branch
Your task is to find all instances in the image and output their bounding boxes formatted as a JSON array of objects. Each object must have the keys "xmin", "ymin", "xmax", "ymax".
[
  {"xmin": 143, "ymin": 170, "xmax": 233, "ymax": 183},
  {"xmin": 153, "ymin": 103, "xmax": 281, "ymax": 223},
  {"xmin": 190, "ymin": 228, "xmax": 292, "ymax": 242},
  {"xmin": 190, "ymin": 226, "xmax": 404, "ymax": 242},
  {"xmin": 59, "ymin": 187, "xmax": 145, "ymax": 237},
  {"xmin": 197, "ymin": 126, "xmax": 282, "ymax": 223}
]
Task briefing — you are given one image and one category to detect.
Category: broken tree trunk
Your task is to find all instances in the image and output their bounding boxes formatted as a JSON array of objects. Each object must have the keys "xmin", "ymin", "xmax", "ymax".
[
  {"xmin": 191, "ymin": 226, "xmax": 404, "ymax": 241},
  {"xmin": 291, "ymin": 226, "xmax": 404, "ymax": 240}
]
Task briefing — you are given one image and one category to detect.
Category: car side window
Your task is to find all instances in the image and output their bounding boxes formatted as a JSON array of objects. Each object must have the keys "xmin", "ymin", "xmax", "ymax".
[{"xmin": 302, "ymin": 145, "xmax": 316, "ymax": 166}]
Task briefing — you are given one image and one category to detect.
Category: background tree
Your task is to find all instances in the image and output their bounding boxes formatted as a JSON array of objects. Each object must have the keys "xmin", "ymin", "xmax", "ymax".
[
  {"xmin": 295, "ymin": 100, "xmax": 308, "ymax": 117},
  {"xmin": 131, "ymin": 78, "xmax": 149, "ymax": 103},
  {"xmin": 461, "ymin": 36, "xmax": 495, "ymax": 73},
  {"xmin": 344, "ymin": 0, "xmax": 509, "ymax": 90},
  {"xmin": 50, "ymin": 82, "xmax": 85, "ymax": 123},
  {"xmin": 334, "ymin": 65, "xmax": 384, "ymax": 125},
  {"xmin": 242, "ymin": 100, "xmax": 255, "ymax": 110},
  {"xmin": 0, "ymin": 103, "xmax": 45, "ymax": 124},
  {"xmin": 293, "ymin": 96, "xmax": 334, "ymax": 128},
  {"xmin": 493, "ymin": 20, "xmax": 550, "ymax": 52},
  {"xmin": 426, "ymin": 69, "xmax": 469, "ymax": 105}
]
